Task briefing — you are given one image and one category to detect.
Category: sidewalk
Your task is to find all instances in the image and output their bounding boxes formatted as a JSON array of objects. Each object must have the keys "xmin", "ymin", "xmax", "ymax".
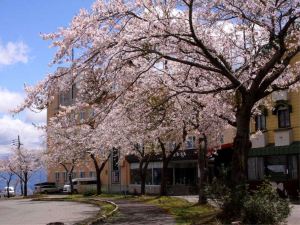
[
  {"xmin": 100, "ymin": 199, "xmax": 175, "ymax": 225},
  {"xmin": 287, "ymin": 203, "xmax": 300, "ymax": 225}
]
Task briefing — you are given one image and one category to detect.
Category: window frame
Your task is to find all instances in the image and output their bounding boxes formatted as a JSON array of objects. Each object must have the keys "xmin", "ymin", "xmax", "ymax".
[
  {"xmin": 277, "ymin": 106, "xmax": 291, "ymax": 128},
  {"xmin": 255, "ymin": 114, "xmax": 266, "ymax": 131}
]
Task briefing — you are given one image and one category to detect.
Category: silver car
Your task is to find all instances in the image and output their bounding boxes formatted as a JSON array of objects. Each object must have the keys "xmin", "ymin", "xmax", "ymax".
[{"xmin": 34, "ymin": 183, "xmax": 59, "ymax": 194}]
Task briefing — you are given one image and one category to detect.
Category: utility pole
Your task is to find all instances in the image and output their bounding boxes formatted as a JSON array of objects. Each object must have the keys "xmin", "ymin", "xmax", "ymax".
[{"xmin": 12, "ymin": 135, "xmax": 23, "ymax": 195}]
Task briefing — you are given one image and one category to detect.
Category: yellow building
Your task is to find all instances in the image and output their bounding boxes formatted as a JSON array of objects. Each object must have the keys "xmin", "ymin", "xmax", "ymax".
[{"xmin": 247, "ymin": 88, "xmax": 300, "ymax": 196}]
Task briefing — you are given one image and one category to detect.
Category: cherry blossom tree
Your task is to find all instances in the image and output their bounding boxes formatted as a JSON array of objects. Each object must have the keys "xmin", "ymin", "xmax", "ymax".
[
  {"xmin": 0, "ymin": 158, "xmax": 15, "ymax": 198},
  {"xmin": 45, "ymin": 118, "xmax": 87, "ymax": 194},
  {"xmin": 82, "ymin": 121, "xmax": 112, "ymax": 195},
  {"xmin": 8, "ymin": 147, "xmax": 41, "ymax": 196},
  {"xmin": 48, "ymin": 106, "xmax": 117, "ymax": 195},
  {"xmin": 17, "ymin": 0, "xmax": 300, "ymax": 187}
]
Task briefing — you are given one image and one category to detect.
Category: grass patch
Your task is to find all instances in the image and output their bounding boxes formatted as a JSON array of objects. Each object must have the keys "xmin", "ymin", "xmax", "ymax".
[{"xmin": 137, "ymin": 196, "xmax": 220, "ymax": 225}]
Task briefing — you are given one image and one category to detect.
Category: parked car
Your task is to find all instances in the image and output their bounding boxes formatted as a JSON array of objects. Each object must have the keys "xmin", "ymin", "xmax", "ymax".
[
  {"xmin": 0, "ymin": 187, "xmax": 15, "ymax": 197},
  {"xmin": 63, "ymin": 178, "xmax": 97, "ymax": 194},
  {"xmin": 34, "ymin": 182, "xmax": 59, "ymax": 194}
]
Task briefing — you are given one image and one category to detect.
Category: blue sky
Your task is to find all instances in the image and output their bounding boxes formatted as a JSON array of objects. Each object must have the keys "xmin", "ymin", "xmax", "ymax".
[{"xmin": 0, "ymin": 0, "xmax": 95, "ymax": 154}]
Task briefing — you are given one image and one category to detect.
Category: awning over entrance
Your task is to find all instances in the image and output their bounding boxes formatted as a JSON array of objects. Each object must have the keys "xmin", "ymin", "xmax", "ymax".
[{"xmin": 249, "ymin": 141, "xmax": 300, "ymax": 157}]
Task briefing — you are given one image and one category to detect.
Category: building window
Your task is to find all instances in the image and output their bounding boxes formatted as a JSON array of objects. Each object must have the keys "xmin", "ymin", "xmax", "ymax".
[
  {"xmin": 265, "ymin": 155, "xmax": 288, "ymax": 180},
  {"xmin": 59, "ymin": 93, "xmax": 64, "ymax": 106},
  {"xmin": 59, "ymin": 91, "xmax": 71, "ymax": 106},
  {"xmin": 153, "ymin": 168, "xmax": 162, "ymax": 185},
  {"xmin": 255, "ymin": 114, "xmax": 266, "ymax": 131},
  {"xmin": 288, "ymin": 155, "xmax": 298, "ymax": 179},
  {"xmin": 80, "ymin": 111, "xmax": 85, "ymax": 120},
  {"xmin": 112, "ymin": 171, "xmax": 120, "ymax": 183},
  {"xmin": 72, "ymin": 172, "xmax": 77, "ymax": 178},
  {"xmin": 186, "ymin": 136, "xmax": 196, "ymax": 149},
  {"xmin": 248, "ymin": 157, "xmax": 264, "ymax": 180},
  {"xmin": 175, "ymin": 168, "xmax": 197, "ymax": 185},
  {"xmin": 89, "ymin": 171, "xmax": 96, "ymax": 178},
  {"xmin": 278, "ymin": 106, "xmax": 291, "ymax": 128},
  {"xmin": 55, "ymin": 172, "xmax": 60, "ymax": 182},
  {"xmin": 80, "ymin": 171, "xmax": 85, "ymax": 178},
  {"xmin": 62, "ymin": 172, "xmax": 68, "ymax": 182},
  {"xmin": 130, "ymin": 169, "xmax": 152, "ymax": 185},
  {"xmin": 71, "ymin": 84, "xmax": 76, "ymax": 100},
  {"xmin": 112, "ymin": 148, "xmax": 120, "ymax": 184}
]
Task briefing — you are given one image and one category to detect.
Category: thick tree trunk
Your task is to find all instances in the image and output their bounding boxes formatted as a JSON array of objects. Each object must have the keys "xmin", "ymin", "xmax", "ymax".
[
  {"xmin": 6, "ymin": 181, "xmax": 10, "ymax": 198},
  {"xmin": 20, "ymin": 176, "xmax": 23, "ymax": 196},
  {"xmin": 231, "ymin": 106, "xmax": 252, "ymax": 186},
  {"xmin": 160, "ymin": 160, "xmax": 169, "ymax": 196},
  {"xmin": 90, "ymin": 153, "xmax": 110, "ymax": 195},
  {"xmin": 95, "ymin": 166, "xmax": 102, "ymax": 195},
  {"xmin": 91, "ymin": 155, "xmax": 102, "ymax": 195},
  {"xmin": 139, "ymin": 157, "xmax": 150, "ymax": 195},
  {"xmin": 68, "ymin": 172, "xmax": 74, "ymax": 194},
  {"xmin": 23, "ymin": 172, "xmax": 28, "ymax": 197},
  {"xmin": 198, "ymin": 134, "xmax": 207, "ymax": 204},
  {"xmin": 140, "ymin": 174, "xmax": 146, "ymax": 195},
  {"xmin": 139, "ymin": 160, "xmax": 146, "ymax": 195}
]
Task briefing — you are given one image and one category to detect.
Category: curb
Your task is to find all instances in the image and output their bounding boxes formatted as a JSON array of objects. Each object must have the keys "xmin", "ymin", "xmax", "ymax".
[{"xmin": 87, "ymin": 199, "xmax": 119, "ymax": 225}]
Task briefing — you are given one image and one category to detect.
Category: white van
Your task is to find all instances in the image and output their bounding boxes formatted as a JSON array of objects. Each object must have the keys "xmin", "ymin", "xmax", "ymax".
[
  {"xmin": 0, "ymin": 187, "xmax": 15, "ymax": 197},
  {"xmin": 63, "ymin": 178, "xmax": 97, "ymax": 194}
]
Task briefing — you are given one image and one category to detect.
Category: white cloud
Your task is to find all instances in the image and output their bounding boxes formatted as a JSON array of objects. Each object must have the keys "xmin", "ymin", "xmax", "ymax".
[
  {"xmin": 0, "ymin": 115, "xmax": 45, "ymax": 155},
  {"xmin": 0, "ymin": 88, "xmax": 24, "ymax": 113},
  {"xmin": 0, "ymin": 40, "xmax": 29, "ymax": 66},
  {"xmin": 0, "ymin": 88, "xmax": 46, "ymax": 124},
  {"xmin": 0, "ymin": 87, "xmax": 46, "ymax": 156},
  {"xmin": 24, "ymin": 109, "xmax": 47, "ymax": 124}
]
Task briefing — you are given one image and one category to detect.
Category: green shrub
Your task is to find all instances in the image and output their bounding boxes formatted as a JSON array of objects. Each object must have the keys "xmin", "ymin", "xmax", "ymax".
[
  {"xmin": 83, "ymin": 189, "xmax": 97, "ymax": 197},
  {"xmin": 205, "ymin": 177, "xmax": 231, "ymax": 208},
  {"xmin": 206, "ymin": 179, "xmax": 291, "ymax": 224},
  {"xmin": 242, "ymin": 182, "xmax": 291, "ymax": 224}
]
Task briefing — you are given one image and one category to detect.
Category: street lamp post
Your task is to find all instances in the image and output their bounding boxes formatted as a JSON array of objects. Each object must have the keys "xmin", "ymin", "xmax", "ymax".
[{"xmin": 198, "ymin": 133, "xmax": 207, "ymax": 204}]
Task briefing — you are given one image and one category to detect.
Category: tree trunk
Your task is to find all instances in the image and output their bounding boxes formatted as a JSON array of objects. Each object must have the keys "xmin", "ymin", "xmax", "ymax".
[
  {"xmin": 23, "ymin": 172, "xmax": 28, "ymax": 197},
  {"xmin": 140, "ymin": 174, "xmax": 146, "ymax": 195},
  {"xmin": 20, "ymin": 176, "xmax": 23, "ymax": 196},
  {"xmin": 68, "ymin": 172, "xmax": 74, "ymax": 194},
  {"xmin": 139, "ymin": 159, "xmax": 146, "ymax": 195},
  {"xmin": 231, "ymin": 106, "xmax": 252, "ymax": 186},
  {"xmin": 95, "ymin": 166, "xmax": 102, "ymax": 195},
  {"xmin": 6, "ymin": 181, "xmax": 10, "ymax": 198},
  {"xmin": 90, "ymin": 153, "xmax": 110, "ymax": 195},
  {"xmin": 198, "ymin": 134, "xmax": 207, "ymax": 204},
  {"xmin": 139, "ymin": 157, "xmax": 150, "ymax": 195},
  {"xmin": 160, "ymin": 160, "xmax": 169, "ymax": 196}
]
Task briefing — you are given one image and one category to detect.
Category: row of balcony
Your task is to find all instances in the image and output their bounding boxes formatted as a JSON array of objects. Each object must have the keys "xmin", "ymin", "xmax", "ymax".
[
  {"xmin": 251, "ymin": 129, "xmax": 293, "ymax": 148},
  {"xmin": 251, "ymin": 90, "xmax": 292, "ymax": 148}
]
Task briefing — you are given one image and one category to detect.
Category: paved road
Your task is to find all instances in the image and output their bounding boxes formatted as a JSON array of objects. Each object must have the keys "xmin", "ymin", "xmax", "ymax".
[
  {"xmin": 287, "ymin": 203, "xmax": 300, "ymax": 225},
  {"xmin": 0, "ymin": 199, "xmax": 99, "ymax": 225},
  {"xmin": 100, "ymin": 199, "xmax": 175, "ymax": 225}
]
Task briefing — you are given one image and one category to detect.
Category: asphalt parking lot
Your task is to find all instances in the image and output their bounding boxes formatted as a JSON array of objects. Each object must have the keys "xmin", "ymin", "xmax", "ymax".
[{"xmin": 0, "ymin": 199, "xmax": 99, "ymax": 225}]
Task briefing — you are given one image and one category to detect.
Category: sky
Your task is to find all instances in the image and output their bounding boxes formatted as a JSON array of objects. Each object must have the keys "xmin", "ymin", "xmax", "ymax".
[{"xmin": 0, "ymin": 0, "xmax": 95, "ymax": 155}]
